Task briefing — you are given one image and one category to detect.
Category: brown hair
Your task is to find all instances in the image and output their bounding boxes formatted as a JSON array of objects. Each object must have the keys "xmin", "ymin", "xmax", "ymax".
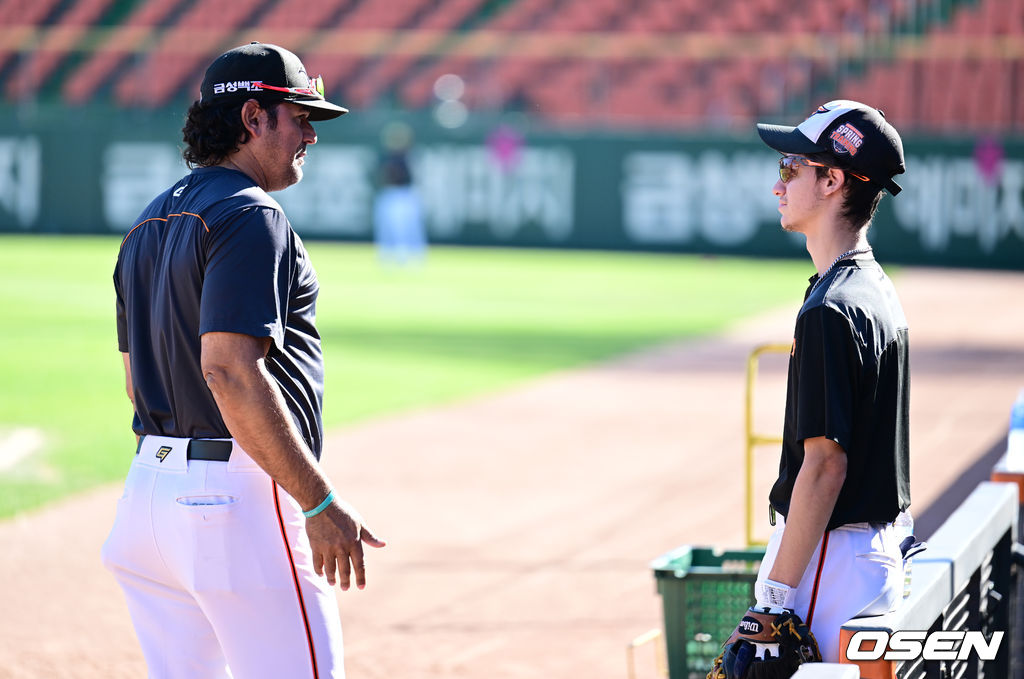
[
  {"xmin": 809, "ymin": 152, "xmax": 884, "ymax": 232},
  {"xmin": 181, "ymin": 99, "xmax": 280, "ymax": 168}
]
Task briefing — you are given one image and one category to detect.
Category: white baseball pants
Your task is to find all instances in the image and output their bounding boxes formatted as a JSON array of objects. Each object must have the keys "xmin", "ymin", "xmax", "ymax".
[
  {"xmin": 757, "ymin": 517, "xmax": 904, "ymax": 663},
  {"xmin": 102, "ymin": 436, "xmax": 344, "ymax": 679}
]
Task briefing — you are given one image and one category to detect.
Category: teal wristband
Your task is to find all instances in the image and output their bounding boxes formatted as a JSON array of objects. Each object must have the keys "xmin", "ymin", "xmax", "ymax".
[{"xmin": 303, "ymin": 490, "xmax": 335, "ymax": 519}]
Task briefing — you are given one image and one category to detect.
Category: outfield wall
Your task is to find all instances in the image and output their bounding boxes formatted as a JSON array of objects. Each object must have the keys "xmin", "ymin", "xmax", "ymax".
[{"xmin": 2, "ymin": 106, "xmax": 1022, "ymax": 269}]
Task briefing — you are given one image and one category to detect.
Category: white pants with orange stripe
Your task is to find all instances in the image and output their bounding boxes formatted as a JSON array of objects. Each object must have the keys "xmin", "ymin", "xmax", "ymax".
[
  {"xmin": 102, "ymin": 436, "xmax": 344, "ymax": 679},
  {"xmin": 756, "ymin": 517, "xmax": 904, "ymax": 663}
]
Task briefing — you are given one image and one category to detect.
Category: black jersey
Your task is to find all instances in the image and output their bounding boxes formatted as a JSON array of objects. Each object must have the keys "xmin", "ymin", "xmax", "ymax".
[
  {"xmin": 114, "ymin": 166, "xmax": 325, "ymax": 458},
  {"xmin": 770, "ymin": 254, "xmax": 910, "ymax": 530}
]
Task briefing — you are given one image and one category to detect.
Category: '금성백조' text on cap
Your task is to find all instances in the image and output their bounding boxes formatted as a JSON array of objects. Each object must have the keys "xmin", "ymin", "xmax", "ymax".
[
  {"xmin": 756, "ymin": 100, "xmax": 905, "ymax": 195},
  {"xmin": 200, "ymin": 42, "xmax": 347, "ymax": 121}
]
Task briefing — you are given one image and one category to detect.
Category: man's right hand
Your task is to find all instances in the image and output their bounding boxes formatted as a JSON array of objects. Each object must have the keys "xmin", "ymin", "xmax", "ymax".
[
  {"xmin": 305, "ymin": 497, "xmax": 386, "ymax": 590},
  {"xmin": 200, "ymin": 331, "xmax": 386, "ymax": 590}
]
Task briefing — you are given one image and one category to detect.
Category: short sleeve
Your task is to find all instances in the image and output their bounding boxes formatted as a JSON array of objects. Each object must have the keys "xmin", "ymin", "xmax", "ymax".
[
  {"xmin": 199, "ymin": 207, "xmax": 293, "ymax": 350},
  {"xmin": 114, "ymin": 264, "xmax": 128, "ymax": 352},
  {"xmin": 793, "ymin": 306, "xmax": 864, "ymax": 451}
]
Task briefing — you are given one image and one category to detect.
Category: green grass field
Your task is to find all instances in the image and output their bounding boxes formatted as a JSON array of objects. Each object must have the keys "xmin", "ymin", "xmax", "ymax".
[{"xmin": 0, "ymin": 234, "xmax": 813, "ymax": 518}]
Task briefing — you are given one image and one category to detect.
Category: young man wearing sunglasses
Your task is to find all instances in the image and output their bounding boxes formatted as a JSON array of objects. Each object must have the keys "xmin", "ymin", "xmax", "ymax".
[
  {"xmin": 107, "ymin": 43, "xmax": 385, "ymax": 677},
  {"xmin": 730, "ymin": 101, "xmax": 915, "ymax": 665}
]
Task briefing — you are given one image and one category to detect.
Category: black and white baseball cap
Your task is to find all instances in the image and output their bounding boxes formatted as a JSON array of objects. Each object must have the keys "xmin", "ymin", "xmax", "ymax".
[
  {"xmin": 200, "ymin": 42, "xmax": 348, "ymax": 121},
  {"xmin": 757, "ymin": 100, "xmax": 905, "ymax": 195}
]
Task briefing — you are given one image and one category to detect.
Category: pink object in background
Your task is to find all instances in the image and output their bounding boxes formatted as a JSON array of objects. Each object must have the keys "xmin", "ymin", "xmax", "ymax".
[
  {"xmin": 973, "ymin": 136, "xmax": 1004, "ymax": 186},
  {"xmin": 487, "ymin": 125, "xmax": 523, "ymax": 172}
]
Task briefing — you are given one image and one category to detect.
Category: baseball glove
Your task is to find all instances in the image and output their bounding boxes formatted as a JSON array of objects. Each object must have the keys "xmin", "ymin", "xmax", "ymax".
[{"xmin": 706, "ymin": 607, "xmax": 821, "ymax": 679}]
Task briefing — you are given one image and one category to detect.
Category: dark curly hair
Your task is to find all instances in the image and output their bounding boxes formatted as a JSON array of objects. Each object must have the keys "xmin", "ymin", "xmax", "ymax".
[
  {"xmin": 182, "ymin": 99, "xmax": 280, "ymax": 168},
  {"xmin": 808, "ymin": 151, "xmax": 884, "ymax": 232}
]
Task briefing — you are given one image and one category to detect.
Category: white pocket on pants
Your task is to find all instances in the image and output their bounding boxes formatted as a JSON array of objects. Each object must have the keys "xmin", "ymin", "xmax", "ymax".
[
  {"xmin": 177, "ymin": 494, "xmax": 279, "ymax": 594},
  {"xmin": 176, "ymin": 495, "xmax": 237, "ymax": 506},
  {"xmin": 852, "ymin": 550, "xmax": 903, "ymax": 617}
]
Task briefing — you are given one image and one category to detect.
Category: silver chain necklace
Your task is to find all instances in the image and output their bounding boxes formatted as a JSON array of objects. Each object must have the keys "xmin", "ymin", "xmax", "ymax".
[{"xmin": 812, "ymin": 247, "xmax": 872, "ymax": 291}]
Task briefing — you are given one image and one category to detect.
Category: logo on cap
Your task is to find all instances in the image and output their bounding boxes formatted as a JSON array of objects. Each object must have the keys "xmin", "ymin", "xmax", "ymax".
[
  {"xmin": 830, "ymin": 123, "xmax": 864, "ymax": 156},
  {"xmin": 211, "ymin": 81, "xmax": 263, "ymax": 95}
]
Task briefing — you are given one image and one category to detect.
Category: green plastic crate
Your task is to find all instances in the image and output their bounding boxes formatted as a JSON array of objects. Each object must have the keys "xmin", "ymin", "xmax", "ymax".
[{"xmin": 650, "ymin": 545, "xmax": 766, "ymax": 679}]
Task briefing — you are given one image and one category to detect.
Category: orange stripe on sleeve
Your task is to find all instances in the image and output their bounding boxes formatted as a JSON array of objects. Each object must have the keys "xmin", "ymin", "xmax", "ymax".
[
  {"xmin": 120, "ymin": 217, "xmax": 167, "ymax": 248},
  {"xmin": 120, "ymin": 211, "xmax": 209, "ymax": 249},
  {"xmin": 179, "ymin": 211, "xmax": 209, "ymax": 232}
]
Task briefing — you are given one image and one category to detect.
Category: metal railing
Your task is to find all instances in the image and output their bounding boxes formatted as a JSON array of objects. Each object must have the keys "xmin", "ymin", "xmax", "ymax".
[{"xmin": 840, "ymin": 482, "xmax": 1020, "ymax": 678}]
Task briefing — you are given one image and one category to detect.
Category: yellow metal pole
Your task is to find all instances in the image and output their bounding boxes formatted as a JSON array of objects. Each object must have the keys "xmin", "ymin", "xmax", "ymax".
[
  {"xmin": 745, "ymin": 349, "xmax": 757, "ymax": 548},
  {"xmin": 745, "ymin": 343, "xmax": 791, "ymax": 547},
  {"xmin": 626, "ymin": 628, "xmax": 666, "ymax": 679}
]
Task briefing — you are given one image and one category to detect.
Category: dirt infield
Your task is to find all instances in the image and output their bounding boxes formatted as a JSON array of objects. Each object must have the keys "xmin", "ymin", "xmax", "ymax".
[{"xmin": 2, "ymin": 267, "xmax": 1023, "ymax": 679}]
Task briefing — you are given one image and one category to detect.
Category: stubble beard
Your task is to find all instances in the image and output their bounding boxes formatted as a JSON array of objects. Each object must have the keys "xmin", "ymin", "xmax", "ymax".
[
  {"xmin": 289, "ymin": 147, "xmax": 306, "ymax": 186},
  {"xmin": 271, "ymin": 155, "xmax": 304, "ymax": 192}
]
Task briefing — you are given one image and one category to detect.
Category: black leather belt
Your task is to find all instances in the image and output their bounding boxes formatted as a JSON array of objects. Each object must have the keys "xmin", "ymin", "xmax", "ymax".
[
  {"xmin": 137, "ymin": 436, "xmax": 232, "ymax": 461},
  {"xmin": 188, "ymin": 439, "xmax": 233, "ymax": 461}
]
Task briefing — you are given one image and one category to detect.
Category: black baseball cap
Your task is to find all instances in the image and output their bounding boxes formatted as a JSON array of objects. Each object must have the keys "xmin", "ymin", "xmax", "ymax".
[
  {"xmin": 200, "ymin": 42, "xmax": 347, "ymax": 121},
  {"xmin": 757, "ymin": 100, "xmax": 905, "ymax": 195}
]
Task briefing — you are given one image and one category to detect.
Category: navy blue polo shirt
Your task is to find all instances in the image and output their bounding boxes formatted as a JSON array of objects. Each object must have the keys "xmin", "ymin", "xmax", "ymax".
[{"xmin": 114, "ymin": 166, "xmax": 324, "ymax": 458}]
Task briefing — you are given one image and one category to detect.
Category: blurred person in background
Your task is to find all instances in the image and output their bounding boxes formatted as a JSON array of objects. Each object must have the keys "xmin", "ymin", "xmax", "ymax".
[
  {"xmin": 106, "ymin": 42, "xmax": 384, "ymax": 678},
  {"xmin": 373, "ymin": 121, "xmax": 426, "ymax": 265}
]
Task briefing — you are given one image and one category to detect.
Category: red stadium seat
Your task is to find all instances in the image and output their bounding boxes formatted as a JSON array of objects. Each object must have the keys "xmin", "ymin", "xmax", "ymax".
[
  {"xmin": 115, "ymin": 0, "xmax": 268, "ymax": 108},
  {"xmin": 0, "ymin": 0, "xmax": 1017, "ymax": 133},
  {"xmin": 62, "ymin": 0, "xmax": 189, "ymax": 105},
  {"xmin": 6, "ymin": 0, "xmax": 115, "ymax": 100},
  {"xmin": 259, "ymin": 0, "xmax": 349, "ymax": 29},
  {"xmin": 0, "ymin": 0, "xmax": 66, "ymax": 74}
]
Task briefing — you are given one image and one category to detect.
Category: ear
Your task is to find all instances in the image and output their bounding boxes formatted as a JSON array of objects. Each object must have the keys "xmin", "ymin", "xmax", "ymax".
[
  {"xmin": 239, "ymin": 99, "xmax": 265, "ymax": 137},
  {"xmin": 821, "ymin": 168, "xmax": 846, "ymax": 197}
]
